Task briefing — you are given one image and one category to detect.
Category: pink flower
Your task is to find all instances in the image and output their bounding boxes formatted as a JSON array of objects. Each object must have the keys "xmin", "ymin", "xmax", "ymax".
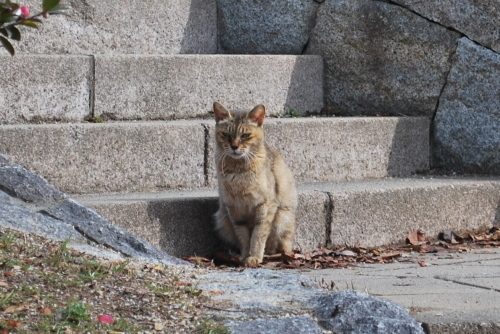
[
  {"xmin": 97, "ymin": 315, "xmax": 115, "ymax": 324},
  {"xmin": 13, "ymin": 6, "xmax": 30, "ymax": 19},
  {"xmin": 20, "ymin": 6, "xmax": 30, "ymax": 19}
]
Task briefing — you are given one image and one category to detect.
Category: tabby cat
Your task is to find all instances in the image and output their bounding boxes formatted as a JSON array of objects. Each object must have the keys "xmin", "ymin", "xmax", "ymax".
[{"xmin": 213, "ymin": 102, "xmax": 297, "ymax": 265}]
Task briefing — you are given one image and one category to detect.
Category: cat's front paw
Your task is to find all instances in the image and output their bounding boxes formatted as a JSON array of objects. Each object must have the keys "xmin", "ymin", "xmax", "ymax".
[{"xmin": 244, "ymin": 256, "xmax": 262, "ymax": 266}]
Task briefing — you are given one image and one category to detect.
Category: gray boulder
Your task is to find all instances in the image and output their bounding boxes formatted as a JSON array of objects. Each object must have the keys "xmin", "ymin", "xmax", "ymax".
[
  {"xmin": 432, "ymin": 38, "xmax": 500, "ymax": 174},
  {"xmin": 0, "ymin": 195, "xmax": 84, "ymax": 242},
  {"xmin": 227, "ymin": 315, "xmax": 323, "ymax": 334},
  {"xmin": 392, "ymin": 0, "xmax": 500, "ymax": 53},
  {"xmin": 0, "ymin": 162, "xmax": 67, "ymax": 205},
  {"xmin": 0, "ymin": 155, "xmax": 187, "ymax": 265},
  {"xmin": 216, "ymin": 0, "xmax": 320, "ymax": 54},
  {"xmin": 306, "ymin": 0, "xmax": 459, "ymax": 116},
  {"xmin": 314, "ymin": 291, "xmax": 425, "ymax": 334}
]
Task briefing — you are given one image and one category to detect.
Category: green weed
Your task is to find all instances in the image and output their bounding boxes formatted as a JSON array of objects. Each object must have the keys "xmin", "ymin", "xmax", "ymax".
[{"xmin": 194, "ymin": 319, "xmax": 230, "ymax": 334}]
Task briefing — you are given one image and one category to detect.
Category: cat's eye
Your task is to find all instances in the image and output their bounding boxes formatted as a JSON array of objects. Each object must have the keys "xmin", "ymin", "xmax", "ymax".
[
  {"xmin": 221, "ymin": 132, "xmax": 230, "ymax": 139},
  {"xmin": 240, "ymin": 133, "xmax": 251, "ymax": 140}
]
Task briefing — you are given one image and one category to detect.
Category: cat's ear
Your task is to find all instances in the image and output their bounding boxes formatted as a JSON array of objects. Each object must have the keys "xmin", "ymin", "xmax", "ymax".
[
  {"xmin": 248, "ymin": 104, "xmax": 265, "ymax": 126},
  {"xmin": 213, "ymin": 102, "xmax": 232, "ymax": 123}
]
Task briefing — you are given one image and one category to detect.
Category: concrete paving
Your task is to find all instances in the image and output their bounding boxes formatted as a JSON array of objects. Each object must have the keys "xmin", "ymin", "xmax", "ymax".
[{"xmin": 297, "ymin": 248, "xmax": 500, "ymax": 333}]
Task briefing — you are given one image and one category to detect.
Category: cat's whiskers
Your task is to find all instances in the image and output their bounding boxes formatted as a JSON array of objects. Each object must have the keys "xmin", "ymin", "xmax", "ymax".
[
  {"xmin": 216, "ymin": 150, "xmax": 228, "ymax": 176},
  {"xmin": 245, "ymin": 151, "xmax": 258, "ymax": 169}
]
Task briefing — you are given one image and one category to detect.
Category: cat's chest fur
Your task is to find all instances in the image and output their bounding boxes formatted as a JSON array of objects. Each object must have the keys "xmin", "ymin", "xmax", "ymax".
[{"xmin": 217, "ymin": 158, "xmax": 273, "ymax": 216}]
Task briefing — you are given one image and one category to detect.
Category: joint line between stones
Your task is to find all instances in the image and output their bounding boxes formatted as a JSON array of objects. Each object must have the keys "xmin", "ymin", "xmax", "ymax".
[
  {"xmin": 202, "ymin": 124, "xmax": 210, "ymax": 186},
  {"xmin": 88, "ymin": 55, "xmax": 96, "ymax": 118},
  {"xmin": 434, "ymin": 276, "xmax": 500, "ymax": 294},
  {"xmin": 429, "ymin": 38, "xmax": 459, "ymax": 167},
  {"xmin": 324, "ymin": 191, "xmax": 334, "ymax": 246}
]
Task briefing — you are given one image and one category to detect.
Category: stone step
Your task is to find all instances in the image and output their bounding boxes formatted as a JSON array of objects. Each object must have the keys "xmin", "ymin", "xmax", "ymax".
[
  {"xmin": 16, "ymin": 0, "xmax": 217, "ymax": 55},
  {"xmin": 75, "ymin": 177, "xmax": 500, "ymax": 257},
  {"xmin": 0, "ymin": 117, "xmax": 429, "ymax": 194},
  {"xmin": 0, "ymin": 54, "xmax": 323, "ymax": 123}
]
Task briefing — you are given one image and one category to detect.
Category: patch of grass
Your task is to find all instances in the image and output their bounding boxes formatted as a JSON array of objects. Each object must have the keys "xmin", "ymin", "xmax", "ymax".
[
  {"xmin": 59, "ymin": 300, "xmax": 91, "ymax": 326},
  {"xmin": 278, "ymin": 108, "xmax": 301, "ymax": 118},
  {"xmin": 0, "ymin": 228, "xmax": 222, "ymax": 333},
  {"xmin": 110, "ymin": 260, "xmax": 129, "ymax": 274},
  {"xmin": 47, "ymin": 239, "xmax": 72, "ymax": 268},
  {"xmin": 77, "ymin": 258, "xmax": 109, "ymax": 282},
  {"xmin": 194, "ymin": 319, "xmax": 231, "ymax": 334},
  {"xmin": 87, "ymin": 115, "xmax": 104, "ymax": 123},
  {"xmin": 0, "ymin": 232, "xmax": 17, "ymax": 252},
  {"xmin": 110, "ymin": 317, "xmax": 141, "ymax": 332},
  {"xmin": 0, "ymin": 290, "xmax": 16, "ymax": 311}
]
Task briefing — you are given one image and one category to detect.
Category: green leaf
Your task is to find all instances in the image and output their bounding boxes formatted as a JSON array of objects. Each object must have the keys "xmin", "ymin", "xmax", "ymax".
[
  {"xmin": 42, "ymin": 0, "xmax": 61, "ymax": 12},
  {"xmin": 0, "ymin": 14, "xmax": 18, "ymax": 24},
  {"xmin": 6, "ymin": 25, "xmax": 20, "ymax": 40},
  {"xmin": 53, "ymin": 3, "xmax": 72, "ymax": 10},
  {"xmin": 47, "ymin": 3, "xmax": 71, "ymax": 15},
  {"xmin": 0, "ymin": 35, "xmax": 15, "ymax": 56},
  {"xmin": 47, "ymin": 10, "xmax": 69, "ymax": 15},
  {"xmin": 19, "ymin": 20, "xmax": 39, "ymax": 29}
]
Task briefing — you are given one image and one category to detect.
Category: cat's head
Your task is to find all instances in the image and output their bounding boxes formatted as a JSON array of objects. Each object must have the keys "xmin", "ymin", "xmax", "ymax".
[{"xmin": 213, "ymin": 102, "xmax": 265, "ymax": 160}]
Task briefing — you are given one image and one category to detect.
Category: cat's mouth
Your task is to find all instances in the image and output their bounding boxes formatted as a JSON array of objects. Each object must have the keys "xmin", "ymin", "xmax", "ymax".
[
  {"xmin": 227, "ymin": 148, "xmax": 246, "ymax": 159},
  {"xmin": 230, "ymin": 151, "xmax": 245, "ymax": 159}
]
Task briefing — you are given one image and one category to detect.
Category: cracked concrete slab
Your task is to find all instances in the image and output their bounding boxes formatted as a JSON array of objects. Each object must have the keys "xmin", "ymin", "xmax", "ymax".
[{"xmin": 298, "ymin": 248, "xmax": 500, "ymax": 332}]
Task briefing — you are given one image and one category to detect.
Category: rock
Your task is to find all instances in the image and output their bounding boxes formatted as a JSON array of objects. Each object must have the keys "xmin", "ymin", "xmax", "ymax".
[
  {"xmin": 314, "ymin": 291, "xmax": 425, "ymax": 334},
  {"xmin": 0, "ymin": 194, "xmax": 83, "ymax": 241},
  {"xmin": 226, "ymin": 315, "xmax": 322, "ymax": 334},
  {"xmin": 0, "ymin": 163, "xmax": 67, "ymax": 205},
  {"xmin": 216, "ymin": 0, "xmax": 320, "ymax": 54},
  {"xmin": 200, "ymin": 269, "xmax": 427, "ymax": 332},
  {"xmin": 392, "ymin": 0, "xmax": 500, "ymax": 53},
  {"xmin": 0, "ymin": 158, "xmax": 187, "ymax": 265},
  {"xmin": 306, "ymin": 0, "xmax": 459, "ymax": 116},
  {"xmin": 43, "ymin": 199, "xmax": 187, "ymax": 265},
  {"xmin": 199, "ymin": 269, "xmax": 320, "ymax": 318},
  {"xmin": 0, "ymin": 155, "xmax": 10, "ymax": 165},
  {"xmin": 432, "ymin": 38, "xmax": 500, "ymax": 174}
]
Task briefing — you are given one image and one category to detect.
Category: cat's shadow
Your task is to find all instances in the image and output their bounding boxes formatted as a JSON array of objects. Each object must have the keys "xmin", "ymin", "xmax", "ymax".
[{"xmin": 146, "ymin": 197, "xmax": 232, "ymax": 258}]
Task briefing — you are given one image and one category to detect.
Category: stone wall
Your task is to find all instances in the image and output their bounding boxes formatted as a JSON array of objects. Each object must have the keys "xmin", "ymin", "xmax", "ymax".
[
  {"xmin": 2, "ymin": 0, "xmax": 498, "ymax": 174},
  {"xmin": 216, "ymin": 0, "xmax": 499, "ymax": 174}
]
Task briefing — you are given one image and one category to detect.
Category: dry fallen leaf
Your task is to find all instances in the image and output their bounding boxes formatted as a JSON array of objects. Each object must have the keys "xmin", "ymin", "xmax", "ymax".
[
  {"xmin": 39, "ymin": 307, "xmax": 52, "ymax": 315},
  {"xmin": 152, "ymin": 264, "xmax": 163, "ymax": 271},
  {"xmin": 0, "ymin": 281, "xmax": 9, "ymax": 287},
  {"xmin": 181, "ymin": 256, "xmax": 211, "ymax": 263},
  {"xmin": 3, "ymin": 304, "xmax": 26, "ymax": 314},
  {"xmin": 173, "ymin": 282, "xmax": 192, "ymax": 287},
  {"xmin": 154, "ymin": 322, "xmax": 165, "ymax": 330},
  {"xmin": 3, "ymin": 319, "xmax": 22, "ymax": 328},
  {"xmin": 380, "ymin": 252, "xmax": 402, "ymax": 260},
  {"xmin": 339, "ymin": 250, "xmax": 356, "ymax": 257},
  {"xmin": 406, "ymin": 230, "xmax": 426, "ymax": 245}
]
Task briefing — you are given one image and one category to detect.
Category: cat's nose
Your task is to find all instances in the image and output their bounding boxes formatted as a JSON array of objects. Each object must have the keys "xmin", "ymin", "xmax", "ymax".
[{"xmin": 230, "ymin": 145, "xmax": 239, "ymax": 151}]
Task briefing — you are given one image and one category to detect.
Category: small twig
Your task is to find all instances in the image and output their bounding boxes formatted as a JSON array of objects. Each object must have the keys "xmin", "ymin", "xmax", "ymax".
[
  {"xmin": 2, "ymin": 12, "xmax": 45, "ymax": 30},
  {"xmin": 204, "ymin": 305, "xmax": 245, "ymax": 313},
  {"xmin": 0, "ymin": 77, "xmax": 24, "ymax": 95}
]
